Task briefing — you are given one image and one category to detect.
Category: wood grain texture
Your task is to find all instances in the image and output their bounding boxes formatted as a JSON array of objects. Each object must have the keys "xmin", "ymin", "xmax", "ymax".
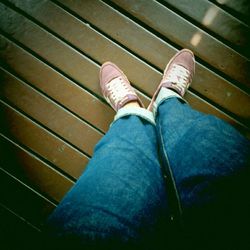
[
  {"xmin": 0, "ymin": 168, "xmax": 56, "ymax": 227},
  {"xmin": 210, "ymin": 0, "xmax": 250, "ymax": 25},
  {"xmin": 0, "ymin": 135, "xmax": 74, "ymax": 203},
  {"xmin": 0, "ymin": 204, "xmax": 42, "ymax": 249},
  {"xmin": 1, "ymin": 0, "xmax": 249, "ymax": 235},
  {"xmin": 0, "ymin": 36, "xmax": 114, "ymax": 133},
  {"xmin": 0, "ymin": 68, "xmax": 103, "ymax": 156},
  {"xmin": 0, "ymin": 101, "xmax": 88, "ymax": 179},
  {"xmin": 162, "ymin": 0, "xmax": 249, "ymax": 55},
  {"xmin": 110, "ymin": 0, "xmax": 250, "ymax": 87},
  {"xmin": 56, "ymin": 0, "xmax": 250, "ymax": 125}
]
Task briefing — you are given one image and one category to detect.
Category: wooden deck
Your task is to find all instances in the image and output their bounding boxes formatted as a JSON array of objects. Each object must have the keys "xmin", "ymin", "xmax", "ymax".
[{"xmin": 0, "ymin": 0, "xmax": 249, "ymax": 248}]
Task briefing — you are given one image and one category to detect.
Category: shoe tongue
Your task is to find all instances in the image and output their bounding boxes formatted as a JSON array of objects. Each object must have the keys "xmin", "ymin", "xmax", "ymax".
[{"xmin": 104, "ymin": 71, "xmax": 121, "ymax": 85}]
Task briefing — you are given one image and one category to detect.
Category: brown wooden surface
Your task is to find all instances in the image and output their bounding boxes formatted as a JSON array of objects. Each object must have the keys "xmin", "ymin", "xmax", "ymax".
[
  {"xmin": 0, "ymin": 168, "xmax": 55, "ymax": 227},
  {"xmin": 161, "ymin": 0, "xmax": 249, "ymax": 56},
  {"xmin": 210, "ymin": 0, "xmax": 250, "ymax": 25},
  {"xmin": 0, "ymin": 68, "xmax": 103, "ymax": 156},
  {"xmin": 0, "ymin": 101, "xmax": 89, "ymax": 179},
  {"xmin": 0, "ymin": 134, "xmax": 74, "ymax": 202},
  {"xmin": 1, "ymin": 36, "xmax": 114, "ymax": 133},
  {"xmin": 55, "ymin": 0, "xmax": 250, "ymax": 124},
  {"xmin": 0, "ymin": 0, "xmax": 249, "ymax": 246},
  {"xmin": 110, "ymin": 0, "xmax": 250, "ymax": 86},
  {"xmin": 1, "ymin": 204, "xmax": 41, "ymax": 249}
]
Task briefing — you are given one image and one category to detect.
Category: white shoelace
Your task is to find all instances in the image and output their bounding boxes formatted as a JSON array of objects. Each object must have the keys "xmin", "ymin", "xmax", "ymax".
[
  {"xmin": 164, "ymin": 64, "xmax": 190, "ymax": 89},
  {"xmin": 106, "ymin": 77, "xmax": 134, "ymax": 104}
]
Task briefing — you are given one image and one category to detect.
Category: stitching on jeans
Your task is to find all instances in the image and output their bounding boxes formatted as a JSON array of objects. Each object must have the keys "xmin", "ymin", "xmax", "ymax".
[{"xmin": 158, "ymin": 120, "xmax": 184, "ymax": 227}]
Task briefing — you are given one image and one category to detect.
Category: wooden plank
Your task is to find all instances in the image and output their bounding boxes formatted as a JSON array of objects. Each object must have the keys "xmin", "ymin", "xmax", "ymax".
[
  {"xmin": 0, "ymin": 168, "xmax": 56, "ymax": 228},
  {"xmin": 184, "ymin": 92, "xmax": 249, "ymax": 137},
  {"xmin": 54, "ymin": 0, "xmax": 250, "ymax": 126},
  {"xmin": 0, "ymin": 3, "xmax": 150, "ymax": 107},
  {"xmin": 210, "ymin": 0, "xmax": 250, "ymax": 25},
  {"xmin": 162, "ymin": 0, "xmax": 249, "ymax": 55},
  {"xmin": 1, "ymin": 2, "xmax": 248, "ymax": 132},
  {"xmin": 0, "ymin": 37, "xmax": 114, "ymax": 133},
  {"xmin": 109, "ymin": 0, "xmax": 250, "ymax": 86},
  {"xmin": 0, "ymin": 204, "xmax": 41, "ymax": 249},
  {"xmin": 0, "ymin": 134, "xmax": 74, "ymax": 203},
  {"xmin": 0, "ymin": 68, "xmax": 103, "ymax": 156},
  {"xmin": 0, "ymin": 100, "xmax": 88, "ymax": 180}
]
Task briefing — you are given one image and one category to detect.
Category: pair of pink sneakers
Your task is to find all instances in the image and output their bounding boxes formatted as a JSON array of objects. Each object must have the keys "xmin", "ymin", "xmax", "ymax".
[{"xmin": 100, "ymin": 49, "xmax": 195, "ymax": 112}]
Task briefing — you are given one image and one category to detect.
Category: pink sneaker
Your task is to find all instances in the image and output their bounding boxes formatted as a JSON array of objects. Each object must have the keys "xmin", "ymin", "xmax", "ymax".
[
  {"xmin": 100, "ymin": 62, "xmax": 144, "ymax": 111},
  {"xmin": 148, "ymin": 49, "xmax": 195, "ymax": 111}
]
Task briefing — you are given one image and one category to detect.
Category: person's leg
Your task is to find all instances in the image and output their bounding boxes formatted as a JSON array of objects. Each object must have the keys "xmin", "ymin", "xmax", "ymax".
[
  {"xmin": 45, "ymin": 109, "xmax": 168, "ymax": 249},
  {"xmin": 155, "ymin": 95, "xmax": 250, "ymax": 249},
  {"xmin": 150, "ymin": 49, "xmax": 250, "ymax": 249},
  {"xmin": 44, "ymin": 62, "xmax": 169, "ymax": 249}
]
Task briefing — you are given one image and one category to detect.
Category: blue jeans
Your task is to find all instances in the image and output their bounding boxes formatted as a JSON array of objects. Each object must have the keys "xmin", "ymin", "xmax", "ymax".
[{"xmin": 45, "ymin": 97, "xmax": 250, "ymax": 250}]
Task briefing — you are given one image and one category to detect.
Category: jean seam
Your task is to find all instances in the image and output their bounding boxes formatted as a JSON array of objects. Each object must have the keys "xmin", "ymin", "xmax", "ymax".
[{"xmin": 157, "ymin": 120, "xmax": 184, "ymax": 227}]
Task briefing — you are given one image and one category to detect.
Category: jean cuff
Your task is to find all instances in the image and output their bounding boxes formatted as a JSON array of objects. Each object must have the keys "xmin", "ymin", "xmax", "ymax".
[
  {"xmin": 112, "ymin": 106, "xmax": 156, "ymax": 126},
  {"xmin": 152, "ymin": 88, "xmax": 188, "ymax": 117}
]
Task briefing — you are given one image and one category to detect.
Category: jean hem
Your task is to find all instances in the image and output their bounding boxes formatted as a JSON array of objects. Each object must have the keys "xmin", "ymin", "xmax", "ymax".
[
  {"xmin": 153, "ymin": 88, "xmax": 188, "ymax": 117},
  {"xmin": 111, "ymin": 107, "xmax": 156, "ymax": 126}
]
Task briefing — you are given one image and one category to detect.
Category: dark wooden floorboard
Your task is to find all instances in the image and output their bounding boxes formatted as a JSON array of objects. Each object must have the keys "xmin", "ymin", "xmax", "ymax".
[
  {"xmin": 160, "ymin": 0, "xmax": 249, "ymax": 56},
  {"xmin": 0, "ymin": 134, "xmax": 74, "ymax": 203},
  {"xmin": 0, "ymin": 101, "xmax": 89, "ymax": 179},
  {"xmin": 0, "ymin": 168, "xmax": 56, "ymax": 227},
  {"xmin": 0, "ymin": 68, "xmax": 103, "ymax": 156},
  {"xmin": 0, "ymin": 204, "xmax": 42, "ymax": 250},
  {"xmin": 55, "ymin": 0, "xmax": 250, "ymax": 124},
  {"xmin": 1, "ymin": 36, "xmax": 115, "ymax": 133},
  {"xmin": 0, "ymin": 0, "xmax": 249, "ymax": 245},
  {"xmin": 110, "ymin": 0, "xmax": 250, "ymax": 86}
]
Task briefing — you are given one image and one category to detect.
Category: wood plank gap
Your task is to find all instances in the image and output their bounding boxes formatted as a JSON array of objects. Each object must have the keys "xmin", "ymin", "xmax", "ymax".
[
  {"xmin": 0, "ymin": 133, "xmax": 74, "ymax": 204},
  {"xmin": 55, "ymin": 0, "xmax": 250, "ymax": 124},
  {"xmin": 0, "ymin": 33, "xmax": 115, "ymax": 133},
  {"xmin": 0, "ymin": 20, "xmax": 150, "ymax": 112},
  {"xmin": 37, "ymin": 0, "xmax": 250, "ymax": 126},
  {"xmin": 1, "ymin": 1, "xmax": 248, "ymax": 131},
  {"xmin": 3, "ymin": 0, "xmax": 154, "ymax": 105},
  {"xmin": 1, "ymin": 67, "xmax": 102, "ymax": 157},
  {"xmin": 0, "ymin": 94, "xmax": 92, "ymax": 159},
  {"xmin": 0, "ymin": 167, "xmax": 56, "ymax": 227},
  {"xmin": 0, "ymin": 111, "xmax": 78, "ymax": 183},
  {"xmin": 189, "ymin": 88, "xmax": 250, "ymax": 128},
  {"xmin": 0, "ymin": 202, "xmax": 41, "ymax": 232},
  {"xmin": 156, "ymin": 0, "xmax": 249, "ymax": 58},
  {"xmin": 0, "ymin": 96, "xmax": 91, "ymax": 160},
  {"xmin": 0, "ymin": 30, "xmax": 108, "ymax": 109},
  {"xmin": 0, "ymin": 99, "xmax": 89, "ymax": 180},
  {"xmin": 0, "ymin": 167, "xmax": 57, "ymax": 207},
  {"xmin": 105, "ymin": 0, "xmax": 250, "ymax": 93},
  {"xmin": 209, "ymin": 0, "xmax": 250, "ymax": 26},
  {"xmin": 3, "ymin": 0, "xmax": 102, "ymax": 69},
  {"xmin": 1, "ymin": 62, "xmax": 105, "ymax": 135},
  {"xmin": 51, "ymin": 0, "xmax": 163, "ymax": 74}
]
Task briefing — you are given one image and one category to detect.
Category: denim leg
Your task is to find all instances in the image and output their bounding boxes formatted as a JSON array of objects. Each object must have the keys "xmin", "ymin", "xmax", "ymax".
[
  {"xmin": 45, "ymin": 115, "xmax": 168, "ymax": 249},
  {"xmin": 156, "ymin": 97, "xmax": 250, "ymax": 249}
]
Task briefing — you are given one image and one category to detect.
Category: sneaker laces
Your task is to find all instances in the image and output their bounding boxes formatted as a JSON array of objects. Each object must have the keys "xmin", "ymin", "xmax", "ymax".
[
  {"xmin": 106, "ymin": 76, "xmax": 135, "ymax": 104},
  {"xmin": 163, "ymin": 64, "xmax": 190, "ymax": 89}
]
